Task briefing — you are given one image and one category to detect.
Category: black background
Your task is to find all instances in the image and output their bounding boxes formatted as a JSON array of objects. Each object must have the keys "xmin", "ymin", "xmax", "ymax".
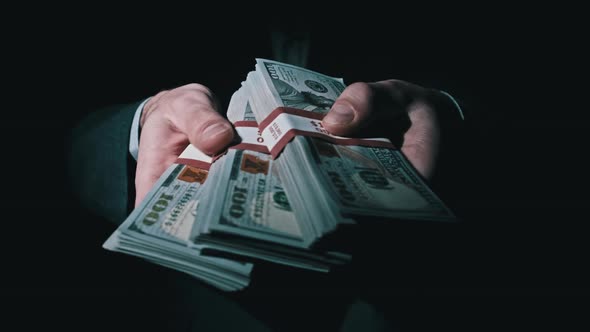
[{"xmin": 2, "ymin": 4, "xmax": 589, "ymax": 331}]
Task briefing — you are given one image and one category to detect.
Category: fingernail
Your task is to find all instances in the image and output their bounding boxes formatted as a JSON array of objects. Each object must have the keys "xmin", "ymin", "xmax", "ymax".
[
  {"xmin": 324, "ymin": 104, "xmax": 354, "ymax": 125},
  {"xmin": 203, "ymin": 122, "xmax": 232, "ymax": 140}
]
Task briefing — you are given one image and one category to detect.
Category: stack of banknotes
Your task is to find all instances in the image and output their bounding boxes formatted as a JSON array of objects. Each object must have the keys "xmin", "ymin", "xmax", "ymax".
[{"xmin": 103, "ymin": 59, "xmax": 456, "ymax": 291}]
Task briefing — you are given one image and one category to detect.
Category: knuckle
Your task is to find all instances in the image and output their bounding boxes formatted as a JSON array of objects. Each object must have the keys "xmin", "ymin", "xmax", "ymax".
[
  {"xmin": 342, "ymin": 82, "xmax": 375, "ymax": 113},
  {"xmin": 348, "ymin": 82, "xmax": 375, "ymax": 102},
  {"xmin": 382, "ymin": 79, "xmax": 410, "ymax": 91},
  {"xmin": 170, "ymin": 92, "xmax": 213, "ymax": 113},
  {"xmin": 384, "ymin": 79, "xmax": 405, "ymax": 87},
  {"xmin": 378, "ymin": 79, "xmax": 411, "ymax": 104},
  {"xmin": 182, "ymin": 83, "xmax": 214, "ymax": 97},
  {"xmin": 348, "ymin": 82, "xmax": 372, "ymax": 95},
  {"xmin": 156, "ymin": 85, "xmax": 217, "ymax": 119},
  {"xmin": 381, "ymin": 79, "xmax": 408, "ymax": 93}
]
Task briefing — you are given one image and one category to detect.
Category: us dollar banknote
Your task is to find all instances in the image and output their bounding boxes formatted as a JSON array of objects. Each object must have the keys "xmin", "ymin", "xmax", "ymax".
[
  {"xmin": 102, "ymin": 59, "xmax": 455, "ymax": 291},
  {"xmin": 103, "ymin": 159, "xmax": 253, "ymax": 291},
  {"xmin": 245, "ymin": 59, "xmax": 455, "ymax": 233},
  {"xmin": 195, "ymin": 88, "xmax": 350, "ymax": 270}
]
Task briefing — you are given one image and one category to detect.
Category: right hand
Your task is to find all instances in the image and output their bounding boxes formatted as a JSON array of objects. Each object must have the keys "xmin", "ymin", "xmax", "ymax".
[{"xmin": 135, "ymin": 83, "xmax": 234, "ymax": 206}]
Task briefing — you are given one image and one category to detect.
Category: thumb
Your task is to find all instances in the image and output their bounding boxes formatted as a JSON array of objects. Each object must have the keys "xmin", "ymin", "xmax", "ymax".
[
  {"xmin": 188, "ymin": 118, "xmax": 234, "ymax": 155},
  {"xmin": 172, "ymin": 105, "xmax": 235, "ymax": 155},
  {"xmin": 322, "ymin": 82, "xmax": 374, "ymax": 136}
]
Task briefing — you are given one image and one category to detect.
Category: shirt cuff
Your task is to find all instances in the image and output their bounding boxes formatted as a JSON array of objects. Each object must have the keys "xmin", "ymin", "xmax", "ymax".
[
  {"xmin": 439, "ymin": 90, "xmax": 465, "ymax": 121},
  {"xmin": 129, "ymin": 98, "xmax": 150, "ymax": 161}
]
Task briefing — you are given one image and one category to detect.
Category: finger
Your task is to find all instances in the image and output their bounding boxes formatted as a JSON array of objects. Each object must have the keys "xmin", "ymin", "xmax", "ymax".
[
  {"xmin": 168, "ymin": 86, "xmax": 234, "ymax": 155},
  {"xmin": 134, "ymin": 122, "xmax": 186, "ymax": 206},
  {"xmin": 322, "ymin": 82, "xmax": 375, "ymax": 136}
]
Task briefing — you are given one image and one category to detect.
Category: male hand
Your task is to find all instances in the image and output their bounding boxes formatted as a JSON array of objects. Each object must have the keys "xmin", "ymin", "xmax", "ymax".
[
  {"xmin": 323, "ymin": 80, "xmax": 450, "ymax": 180},
  {"xmin": 135, "ymin": 84, "xmax": 234, "ymax": 206}
]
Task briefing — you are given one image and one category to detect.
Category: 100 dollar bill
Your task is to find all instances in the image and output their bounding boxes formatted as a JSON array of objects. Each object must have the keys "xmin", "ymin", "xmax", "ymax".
[
  {"xmin": 251, "ymin": 58, "xmax": 455, "ymax": 221},
  {"xmin": 103, "ymin": 162, "xmax": 252, "ymax": 290}
]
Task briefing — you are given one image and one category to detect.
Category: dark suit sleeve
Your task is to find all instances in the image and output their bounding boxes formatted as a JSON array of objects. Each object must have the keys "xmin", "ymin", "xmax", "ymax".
[{"xmin": 66, "ymin": 101, "xmax": 143, "ymax": 226}]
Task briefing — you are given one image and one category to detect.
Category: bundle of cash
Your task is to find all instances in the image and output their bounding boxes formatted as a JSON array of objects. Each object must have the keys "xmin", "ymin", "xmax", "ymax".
[
  {"xmin": 103, "ymin": 59, "xmax": 455, "ymax": 291},
  {"xmin": 190, "ymin": 87, "xmax": 351, "ymax": 271},
  {"xmin": 102, "ymin": 161, "xmax": 253, "ymax": 291},
  {"xmin": 244, "ymin": 59, "xmax": 455, "ymax": 244}
]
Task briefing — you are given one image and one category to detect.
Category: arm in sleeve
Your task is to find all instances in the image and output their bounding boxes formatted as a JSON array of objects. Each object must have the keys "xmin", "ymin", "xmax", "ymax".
[
  {"xmin": 128, "ymin": 98, "xmax": 150, "ymax": 161},
  {"xmin": 66, "ymin": 100, "xmax": 144, "ymax": 226}
]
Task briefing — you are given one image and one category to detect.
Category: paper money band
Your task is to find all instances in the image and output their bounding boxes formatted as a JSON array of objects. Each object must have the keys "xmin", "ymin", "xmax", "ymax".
[
  {"xmin": 177, "ymin": 122, "xmax": 270, "ymax": 168},
  {"xmin": 258, "ymin": 107, "xmax": 396, "ymax": 158},
  {"xmin": 176, "ymin": 145, "xmax": 215, "ymax": 170},
  {"xmin": 230, "ymin": 121, "xmax": 270, "ymax": 154},
  {"xmin": 176, "ymin": 107, "xmax": 394, "ymax": 166}
]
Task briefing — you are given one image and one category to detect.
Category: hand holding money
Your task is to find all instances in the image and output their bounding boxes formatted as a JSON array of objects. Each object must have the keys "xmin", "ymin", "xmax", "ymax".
[
  {"xmin": 136, "ymin": 79, "xmax": 447, "ymax": 206},
  {"xmin": 105, "ymin": 60, "xmax": 456, "ymax": 291},
  {"xmin": 135, "ymin": 83, "xmax": 234, "ymax": 206},
  {"xmin": 323, "ymin": 80, "xmax": 448, "ymax": 180}
]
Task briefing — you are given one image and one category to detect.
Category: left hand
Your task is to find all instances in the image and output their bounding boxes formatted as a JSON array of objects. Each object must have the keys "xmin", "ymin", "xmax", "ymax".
[{"xmin": 322, "ymin": 79, "xmax": 449, "ymax": 180}]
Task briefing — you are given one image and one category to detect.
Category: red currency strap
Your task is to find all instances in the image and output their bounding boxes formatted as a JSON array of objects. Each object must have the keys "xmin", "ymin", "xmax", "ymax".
[
  {"xmin": 258, "ymin": 107, "xmax": 397, "ymax": 159},
  {"xmin": 175, "ymin": 144, "xmax": 216, "ymax": 170},
  {"xmin": 229, "ymin": 121, "xmax": 270, "ymax": 154},
  {"xmin": 176, "ymin": 121, "xmax": 270, "ymax": 169}
]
